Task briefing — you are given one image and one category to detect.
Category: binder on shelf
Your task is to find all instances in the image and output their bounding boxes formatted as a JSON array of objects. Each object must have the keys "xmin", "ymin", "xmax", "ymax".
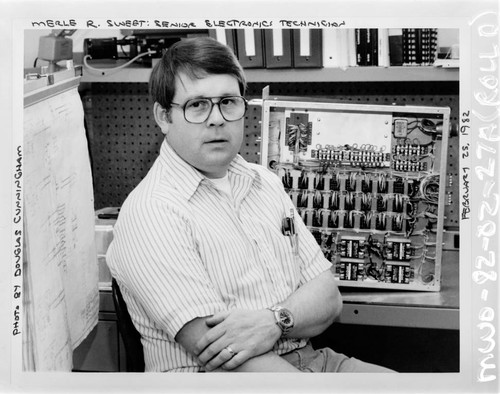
[
  {"xmin": 235, "ymin": 29, "xmax": 265, "ymax": 68},
  {"xmin": 292, "ymin": 29, "xmax": 323, "ymax": 68},
  {"xmin": 378, "ymin": 28, "xmax": 390, "ymax": 67},
  {"xmin": 322, "ymin": 29, "xmax": 356, "ymax": 68},
  {"xmin": 322, "ymin": 29, "xmax": 340, "ymax": 68},
  {"xmin": 209, "ymin": 29, "xmax": 237, "ymax": 54},
  {"xmin": 355, "ymin": 28, "xmax": 368, "ymax": 66},
  {"xmin": 365, "ymin": 29, "xmax": 372, "ymax": 65},
  {"xmin": 338, "ymin": 29, "xmax": 350, "ymax": 68},
  {"xmin": 346, "ymin": 29, "xmax": 358, "ymax": 67},
  {"xmin": 388, "ymin": 28, "xmax": 403, "ymax": 66},
  {"xmin": 368, "ymin": 29, "xmax": 378, "ymax": 66},
  {"xmin": 264, "ymin": 29, "xmax": 293, "ymax": 68}
]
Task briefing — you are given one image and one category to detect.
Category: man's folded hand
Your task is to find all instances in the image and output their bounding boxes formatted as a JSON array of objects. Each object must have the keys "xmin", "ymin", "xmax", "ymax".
[{"xmin": 194, "ymin": 309, "xmax": 282, "ymax": 371}]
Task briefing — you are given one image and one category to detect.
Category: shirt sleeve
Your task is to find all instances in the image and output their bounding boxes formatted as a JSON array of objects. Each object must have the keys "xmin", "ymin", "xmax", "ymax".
[{"xmin": 107, "ymin": 195, "xmax": 227, "ymax": 338}]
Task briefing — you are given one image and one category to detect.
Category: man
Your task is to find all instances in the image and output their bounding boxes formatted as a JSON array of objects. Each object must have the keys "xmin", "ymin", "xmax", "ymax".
[{"xmin": 106, "ymin": 37, "xmax": 393, "ymax": 373}]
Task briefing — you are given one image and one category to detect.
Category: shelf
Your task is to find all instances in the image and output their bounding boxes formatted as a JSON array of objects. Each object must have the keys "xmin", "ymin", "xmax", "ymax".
[
  {"xmin": 246, "ymin": 66, "xmax": 458, "ymax": 82},
  {"xmin": 80, "ymin": 65, "xmax": 459, "ymax": 83}
]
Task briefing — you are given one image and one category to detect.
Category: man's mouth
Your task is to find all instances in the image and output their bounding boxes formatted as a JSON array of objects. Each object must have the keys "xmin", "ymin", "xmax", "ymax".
[{"xmin": 206, "ymin": 139, "xmax": 228, "ymax": 144}]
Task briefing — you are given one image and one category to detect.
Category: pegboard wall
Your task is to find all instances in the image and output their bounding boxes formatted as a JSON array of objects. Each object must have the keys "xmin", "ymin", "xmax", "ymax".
[
  {"xmin": 81, "ymin": 82, "xmax": 264, "ymax": 210},
  {"xmin": 81, "ymin": 80, "xmax": 459, "ymax": 229}
]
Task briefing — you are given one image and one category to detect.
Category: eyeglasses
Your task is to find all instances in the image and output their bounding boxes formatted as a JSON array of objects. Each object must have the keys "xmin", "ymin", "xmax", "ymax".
[{"xmin": 170, "ymin": 96, "xmax": 248, "ymax": 124}]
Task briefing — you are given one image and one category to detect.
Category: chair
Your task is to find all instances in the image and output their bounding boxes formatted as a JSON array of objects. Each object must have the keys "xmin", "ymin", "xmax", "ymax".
[{"xmin": 111, "ymin": 278, "xmax": 145, "ymax": 372}]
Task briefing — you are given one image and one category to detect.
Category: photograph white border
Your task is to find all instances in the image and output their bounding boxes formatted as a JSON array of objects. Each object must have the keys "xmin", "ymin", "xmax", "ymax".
[{"xmin": 1, "ymin": 0, "xmax": 499, "ymax": 392}]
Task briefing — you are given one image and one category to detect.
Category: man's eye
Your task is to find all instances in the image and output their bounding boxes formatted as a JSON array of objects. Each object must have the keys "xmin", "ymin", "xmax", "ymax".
[
  {"xmin": 221, "ymin": 97, "xmax": 238, "ymax": 107},
  {"xmin": 187, "ymin": 100, "xmax": 209, "ymax": 110}
]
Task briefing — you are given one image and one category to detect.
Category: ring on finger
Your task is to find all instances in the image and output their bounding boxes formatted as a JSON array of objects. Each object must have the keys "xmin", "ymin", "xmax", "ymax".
[{"xmin": 225, "ymin": 345, "xmax": 236, "ymax": 358}]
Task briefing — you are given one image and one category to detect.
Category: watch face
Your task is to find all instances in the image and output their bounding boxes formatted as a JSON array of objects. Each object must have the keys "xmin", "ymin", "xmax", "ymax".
[
  {"xmin": 279, "ymin": 310, "xmax": 292, "ymax": 325},
  {"xmin": 269, "ymin": 306, "xmax": 294, "ymax": 334}
]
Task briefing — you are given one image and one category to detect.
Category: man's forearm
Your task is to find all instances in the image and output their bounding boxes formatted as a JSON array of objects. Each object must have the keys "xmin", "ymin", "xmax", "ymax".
[
  {"xmin": 214, "ymin": 351, "xmax": 300, "ymax": 373},
  {"xmin": 188, "ymin": 268, "xmax": 342, "ymax": 371},
  {"xmin": 280, "ymin": 267, "xmax": 342, "ymax": 339},
  {"xmin": 176, "ymin": 316, "xmax": 299, "ymax": 372}
]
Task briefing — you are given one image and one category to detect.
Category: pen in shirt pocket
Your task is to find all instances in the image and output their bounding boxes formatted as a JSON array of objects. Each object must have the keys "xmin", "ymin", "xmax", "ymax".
[{"xmin": 282, "ymin": 209, "xmax": 299, "ymax": 257}]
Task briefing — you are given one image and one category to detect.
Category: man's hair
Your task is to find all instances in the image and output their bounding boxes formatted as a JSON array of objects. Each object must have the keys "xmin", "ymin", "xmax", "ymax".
[{"xmin": 149, "ymin": 37, "xmax": 247, "ymax": 110}]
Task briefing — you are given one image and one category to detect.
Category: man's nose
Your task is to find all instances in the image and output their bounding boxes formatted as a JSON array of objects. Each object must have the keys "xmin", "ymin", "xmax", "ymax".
[{"xmin": 206, "ymin": 102, "xmax": 225, "ymax": 126}]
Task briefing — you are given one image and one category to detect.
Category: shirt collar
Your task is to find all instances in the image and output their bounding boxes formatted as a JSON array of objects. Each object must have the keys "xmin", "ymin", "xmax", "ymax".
[{"xmin": 158, "ymin": 139, "xmax": 260, "ymax": 201}]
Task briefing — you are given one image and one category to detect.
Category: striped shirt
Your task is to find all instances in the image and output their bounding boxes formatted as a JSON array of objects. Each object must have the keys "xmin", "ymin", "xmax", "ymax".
[{"xmin": 106, "ymin": 140, "xmax": 332, "ymax": 372}]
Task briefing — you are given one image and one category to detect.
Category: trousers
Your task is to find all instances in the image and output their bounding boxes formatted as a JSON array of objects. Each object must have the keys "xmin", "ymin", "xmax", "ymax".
[{"xmin": 280, "ymin": 343, "xmax": 396, "ymax": 373}]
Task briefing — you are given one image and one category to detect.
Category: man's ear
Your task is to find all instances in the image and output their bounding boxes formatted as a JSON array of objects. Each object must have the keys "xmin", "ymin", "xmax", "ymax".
[{"xmin": 153, "ymin": 102, "xmax": 171, "ymax": 135}]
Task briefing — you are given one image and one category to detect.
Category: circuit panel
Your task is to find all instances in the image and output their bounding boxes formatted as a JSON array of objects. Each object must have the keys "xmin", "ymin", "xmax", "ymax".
[{"xmin": 261, "ymin": 96, "xmax": 450, "ymax": 291}]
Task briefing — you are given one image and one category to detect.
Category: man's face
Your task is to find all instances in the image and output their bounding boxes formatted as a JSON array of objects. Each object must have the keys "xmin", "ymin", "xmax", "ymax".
[{"xmin": 164, "ymin": 72, "xmax": 244, "ymax": 179}]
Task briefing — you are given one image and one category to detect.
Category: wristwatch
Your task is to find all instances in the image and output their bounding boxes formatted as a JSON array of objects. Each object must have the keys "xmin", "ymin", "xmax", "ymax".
[{"xmin": 268, "ymin": 305, "xmax": 294, "ymax": 336}]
